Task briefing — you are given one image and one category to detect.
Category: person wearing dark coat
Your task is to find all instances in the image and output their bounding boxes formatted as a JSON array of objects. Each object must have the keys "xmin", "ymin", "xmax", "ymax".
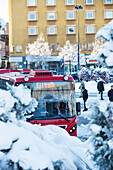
[
  {"xmin": 82, "ymin": 86, "xmax": 88, "ymax": 111},
  {"xmin": 108, "ymin": 85, "xmax": 113, "ymax": 102},
  {"xmin": 97, "ymin": 79, "xmax": 104, "ymax": 100},
  {"xmin": 53, "ymin": 102, "xmax": 61, "ymax": 115}
]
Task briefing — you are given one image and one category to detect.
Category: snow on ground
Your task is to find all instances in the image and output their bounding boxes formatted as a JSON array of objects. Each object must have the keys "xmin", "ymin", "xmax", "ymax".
[{"xmin": 75, "ymin": 80, "xmax": 113, "ymax": 93}]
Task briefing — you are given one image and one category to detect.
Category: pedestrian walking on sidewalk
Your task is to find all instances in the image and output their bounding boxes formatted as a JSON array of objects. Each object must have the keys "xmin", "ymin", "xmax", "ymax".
[
  {"xmin": 108, "ymin": 85, "xmax": 113, "ymax": 102},
  {"xmin": 79, "ymin": 78, "xmax": 85, "ymax": 97},
  {"xmin": 97, "ymin": 79, "xmax": 104, "ymax": 100},
  {"xmin": 82, "ymin": 86, "xmax": 88, "ymax": 112}
]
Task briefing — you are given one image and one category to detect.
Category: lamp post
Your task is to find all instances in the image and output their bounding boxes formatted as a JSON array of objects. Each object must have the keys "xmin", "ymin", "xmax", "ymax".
[{"xmin": 74, "ymin": 5, "xmax": 83, "ymax": 72}]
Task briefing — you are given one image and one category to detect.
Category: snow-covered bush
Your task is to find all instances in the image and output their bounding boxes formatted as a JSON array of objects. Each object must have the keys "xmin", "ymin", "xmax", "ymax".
[
  {"xmin": 0, "ymin": 85, "xmax": 37, "ymax": 122},
  {"xmin": 89, "ymin": 103, "xmax": 113, "ymax": 170},
  {"xmin": 96, "ymin": 20, "xmax": 113, "ymax": 71},
  {"xmin": 0, "ymin": 121, "xmax": 95, "ymax": 170},
  {"xmin": 78, "ymin": 67, "xmax": 91, "ymax": 81},
  {"xmin": 91, "ymin": 67, "xmax": 110, "ymax": 83},
  {"xmin": 78, "ymin": 67, "xmax": 111, "ymax": 83}
]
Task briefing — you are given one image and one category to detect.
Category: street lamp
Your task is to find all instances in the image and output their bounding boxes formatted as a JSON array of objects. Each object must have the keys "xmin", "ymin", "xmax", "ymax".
[{"xmin": 74, "ymin": 5, "xmax": 83, "ymax": 71}]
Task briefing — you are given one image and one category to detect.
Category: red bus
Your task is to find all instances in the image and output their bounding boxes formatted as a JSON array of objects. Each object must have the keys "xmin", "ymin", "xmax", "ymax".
[{"xmin": 0, "ymin": 69, "xmax": 81, "ymax": 136}]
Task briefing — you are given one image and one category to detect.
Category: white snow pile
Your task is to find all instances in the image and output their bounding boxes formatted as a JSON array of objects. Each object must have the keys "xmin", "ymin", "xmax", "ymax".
[
  {"xmin": 0, "ymin": 85, "xmax": 95, "ymax": 169},
  {"xmin": 0, "ymin": 121, "xmax": 95, "ymax": 170}
]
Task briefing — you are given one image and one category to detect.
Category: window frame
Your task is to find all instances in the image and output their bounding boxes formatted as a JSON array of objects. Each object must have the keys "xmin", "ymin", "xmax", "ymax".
[
  {"xmin": 82, "ymin": 43, "xmax": 87, "ymax": 51},
  {"xmin": 46, "ymin": 0, "xmax": 56, "ymax": 6},
  {"xmin": 50, "ymin": 44, "xmax": 55, "ymax": 52},
  {"xmin": 28, "ymin": 26, "xmax": 38, "ymax": 35},
  {"xmin": 28, "ymin": 11, "xmax": 38, "ymax": 21},
  {"xmin": 66, "ymin": 11, "xmax": 76, "ymax": 20},
  {"xmin": 47, "ymin": 25, "xmax": 57, "ymax": 35},
  {"xmin": 27, "ymin": 0, "xmax": 37, "ymax": 7},
  {"xmin": 85, "ymin": 10, "xmax": 95, "ymax": 19},
  {"xmin": 16, "ymin": 45, "xmax": 22, "ymax": 53},
  {"xmin": 85, "ymin": 24, "xmax": 95, "ymax": 34},
  {"xmin": 104, "ymin": 0, "xmax": 113, "ymax": 4},
  {"xmin": 47, "ymin": 11, "xmax": 57, "ymax": 20},
  {"xmin": 65, "ymin": 0, "xmax": 75, "ymax": 6},
  {"xmin": 66, "ymin": 25, "xmax": 76, "ymax": 34},
  {"xmin": 88, "ymin": 43, "xmax": 93, "ymax": 50},
  {"xmin": 85, "ymin": 0, "xmax": 95, "ymax": 5},
  {"xmin": 104, "ymin": 10, "xmax": 113, "ymax": 19}
]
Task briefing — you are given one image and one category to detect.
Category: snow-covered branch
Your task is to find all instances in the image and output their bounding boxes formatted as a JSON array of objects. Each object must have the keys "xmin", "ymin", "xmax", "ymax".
[
  {"xmin": 26, "ymin": 33, "xmax": 51, "ymax": 66},
  {"xmin": 59, "ymin": 40, "xmax": 78, "ymax": 60},
  {"xmin": 89, "ymin": 38, "xmax": 103, "ymax": 59}
]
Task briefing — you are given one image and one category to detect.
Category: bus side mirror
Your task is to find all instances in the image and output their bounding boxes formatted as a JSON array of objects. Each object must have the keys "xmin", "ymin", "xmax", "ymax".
[{"xmin": 76, "ymin": 102, "xmax": 81, "ymax": 116}]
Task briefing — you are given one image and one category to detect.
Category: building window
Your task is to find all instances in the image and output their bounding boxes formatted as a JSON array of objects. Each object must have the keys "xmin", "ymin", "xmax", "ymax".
[
  {"xmin": 46, "ymin": 0, "xmax": 56, "ymax": 6},
  {"xmin": 47, "ymin": 26, "xmax": 57, "ymax": 35},
  {"xmin": 28, "ymin": 26, "xmax": 38, "ymax": 35},
  {"xmin": 10, "ymin": 45, "xmax": 15, "ymax": 53},
  {"xmin": 85, "ymin": 25, "xmax": 95, "ymax": 34},
  {"xmin": 88, "ymin": 43, "xmax": 93, "ymax": 50},
  {"xmin": 28, "ymin": 11, "xmax": 38, "ymax": 21},
  {"xmin": 50, "ymin": 44, "xmax": 55, "ymax": 52},
  {"xmin": 82, "ymin": 43, "xmax": 87, "ymax": 51},
  {"xmin": 66, "ymin": 11, "xmax": 76, "ymax": 20},
  {"xmin": 104, "ymin": 0, "xmax": 112, "ymax": 4},
  {"xmin": 65, "ymin": 0, "xmax": 75, "ymax": 5},
  {"xmin": 27, "ymin": 0, "xmax": 37, "ymax": 6},
  {"xmin": 47, "ymin": 11, "xmax": 57, "ymax": 20},
  {"xmin": 104, "ymin": 10, "xmax": 113, "ymax": 19},
  {"xmin": 16, "ymin": 45, "xmax": 22, "ymax": 53},
  {"xmin": 56, "ymin": 43, "xmax": 60, "ymax": 51},
  {"xmin": 85, "ymin": 0, "xmax": 95, "ymax": 5},
  {"xmin": 66, "ymin": 25, "xmax": 76, "ymax": 34},
  {"xmin": 85, "ymin": 10, "xmax": 95, "ymax": 19}
]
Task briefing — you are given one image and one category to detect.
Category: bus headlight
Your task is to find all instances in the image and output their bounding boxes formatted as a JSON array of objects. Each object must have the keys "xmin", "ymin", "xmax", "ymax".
[
  {"xmin": 64, "ymin": 75, "xmax": 68, "ymax": 81},
  {"xmin": 24, "ymin": 76, "xmax": 29, "ymax": 82},
  {"xmin": 69, "ymin": 124, "xmax": 77, "ymax": 134}
]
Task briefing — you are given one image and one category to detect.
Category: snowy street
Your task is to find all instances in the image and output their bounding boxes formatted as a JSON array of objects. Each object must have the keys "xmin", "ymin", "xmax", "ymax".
[{"xmin": 75, "ymin": 81, "xmax": 112, "ymax": 141}]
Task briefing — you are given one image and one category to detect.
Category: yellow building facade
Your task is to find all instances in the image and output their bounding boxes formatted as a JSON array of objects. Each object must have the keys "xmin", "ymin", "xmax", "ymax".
[{"xmin": 8, "ymin": 0, "xmax": 113, "ymax": 59}]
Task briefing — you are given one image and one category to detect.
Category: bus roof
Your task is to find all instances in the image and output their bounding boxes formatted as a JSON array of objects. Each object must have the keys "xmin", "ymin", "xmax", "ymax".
[{"xmin": 0, "ymin": 69, "xmax": 74, "ymax": 83}]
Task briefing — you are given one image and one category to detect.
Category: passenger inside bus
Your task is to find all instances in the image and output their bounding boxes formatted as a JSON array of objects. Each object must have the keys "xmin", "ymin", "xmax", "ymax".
[
  {"xmin": 53, "ymin": 102, "xmax": 61, "ymax": 115},
  {"xmin": 33, "ymin": 97, "xmax": 70, "ymax": 117}
]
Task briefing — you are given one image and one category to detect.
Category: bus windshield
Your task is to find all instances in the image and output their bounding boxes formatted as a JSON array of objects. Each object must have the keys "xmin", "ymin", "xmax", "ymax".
[{"xmin": 16, "ymin": 81, "xmax": 76, "ymax": 118}]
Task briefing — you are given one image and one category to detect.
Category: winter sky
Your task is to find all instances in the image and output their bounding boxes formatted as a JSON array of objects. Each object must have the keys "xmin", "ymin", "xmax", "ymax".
[{"xmin": 0, "ymin": 0, "xmax": 9, "ymax": 22}]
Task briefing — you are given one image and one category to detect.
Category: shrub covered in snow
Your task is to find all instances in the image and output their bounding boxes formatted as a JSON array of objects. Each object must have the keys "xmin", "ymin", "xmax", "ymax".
[
  {"xmin": 0, "ymin": 85, "xmax": 37, "ymax": 122},
  {"xmin": 78, "ymin": 67, "xmax": 91, "ymax": 81},
  {"xmin": 89, "ymin": 103, "xmax": 113, "ymax": 170},
  {"xmin": 96, "ymin": 20, "xmax": 113, "ymax": 71},
  {"xmin": 91, "ymin": 67, "xmax": 110, "ymax": 83},
  {"xmin": 78, "ymin": 67, "xmax": 111, "ymax": 83}
]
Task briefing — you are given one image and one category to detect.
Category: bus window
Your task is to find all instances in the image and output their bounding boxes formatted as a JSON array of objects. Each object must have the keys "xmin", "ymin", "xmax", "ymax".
[{"xmin": 23, "ymin": 81, "xmax": 76, "ymax": 118}]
